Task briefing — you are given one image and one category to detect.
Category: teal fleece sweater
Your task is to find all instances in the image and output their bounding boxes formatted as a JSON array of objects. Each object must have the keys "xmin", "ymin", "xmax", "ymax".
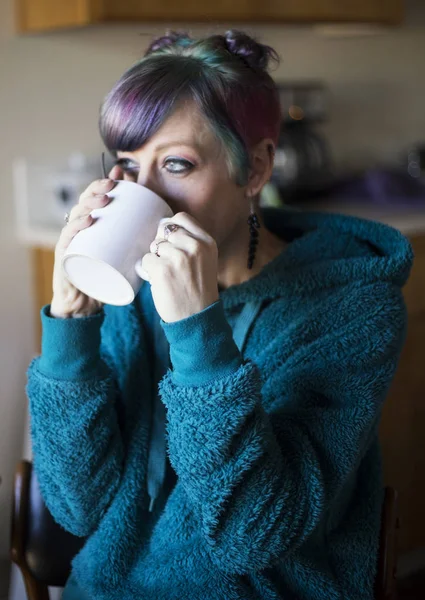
[{"xmin": 26, "ymin": 207, "xmax": 413, "ymax": 600}]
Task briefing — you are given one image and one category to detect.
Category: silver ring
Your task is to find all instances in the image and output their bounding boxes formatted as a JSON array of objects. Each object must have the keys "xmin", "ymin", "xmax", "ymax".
[
  {"xmin": 64, "ymin": 212, "xmax": 70, "ymax": 224},
  {"xmin": 154, "ymin": 239, "xmax": 167, "ymax": 257},
  {"xmin": 163, "ymin": 223, "xmax": 179, "ymax": 241}
]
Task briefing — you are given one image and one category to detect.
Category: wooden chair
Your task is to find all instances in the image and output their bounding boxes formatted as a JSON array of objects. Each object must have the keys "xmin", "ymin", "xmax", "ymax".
[
  {"xmin": 10, "ymin": 459, "xmax": 399, "ymax": 600},
  {"xmin": 10, "ymin": 460, "xmax": 86, "ymax": 600},
  {"xmin": 374, "ymin": 487, "xmax": 399, "ymax": 600}
]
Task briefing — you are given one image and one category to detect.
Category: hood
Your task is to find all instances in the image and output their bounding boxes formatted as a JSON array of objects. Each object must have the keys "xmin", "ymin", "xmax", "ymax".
[{"xmin": 220, "ymin": 207, "xmax": 414, "ymax": 310}]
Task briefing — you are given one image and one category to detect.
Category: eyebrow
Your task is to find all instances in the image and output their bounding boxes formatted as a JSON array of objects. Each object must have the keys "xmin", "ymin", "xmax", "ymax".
[
  {"xmin": 116, "ymin": 141, "xmax": 202, "ymax": 159},
  {"xmin": 153, "ymin": 141, "xmax": 200, "ymax": 152}
]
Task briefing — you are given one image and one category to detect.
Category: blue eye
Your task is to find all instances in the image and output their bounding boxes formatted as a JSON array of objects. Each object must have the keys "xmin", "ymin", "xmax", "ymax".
[
  {"xmin": 115, "ymin": 157, "xmax": 194, "ymax": 176},
  {"xmin": 164, "ymin": 158, "xmax": 194, "ymax": 174},
  {"xmin": 116, "ymin": 158, "xmax": 139, "ymax": 173}
]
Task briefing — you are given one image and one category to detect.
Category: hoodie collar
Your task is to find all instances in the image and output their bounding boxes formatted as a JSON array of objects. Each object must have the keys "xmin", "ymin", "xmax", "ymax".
[{"xmin": 219, "ymin": 207, "xmax": 413, "ymax": 310}]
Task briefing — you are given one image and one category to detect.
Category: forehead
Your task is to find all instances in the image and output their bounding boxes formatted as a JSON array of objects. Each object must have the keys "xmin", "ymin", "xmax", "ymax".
[
  {"xmin": 128, "ymin": 100, "xmax": 222, "ymax": 157},
  {"xmin": 158, "ymin": 100, "xmax": 210, "ymax": 141}
]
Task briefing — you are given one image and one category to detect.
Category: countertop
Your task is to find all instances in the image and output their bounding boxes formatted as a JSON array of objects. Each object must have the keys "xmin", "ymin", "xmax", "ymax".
[
  {"xmin": 291, "ymin": 200, "xmax": 425, "ymax": 237},
  {"xmin": 16, "ymin": 200, "xmax": 425, "ymax": 249}
]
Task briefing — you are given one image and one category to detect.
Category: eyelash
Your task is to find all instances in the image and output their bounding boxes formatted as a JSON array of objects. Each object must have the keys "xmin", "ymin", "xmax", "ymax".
[
  {"xmin": 165, "ymin": 158, "xmax": 195, "ymax": 174},
  {"xmin": 116, "ymin": 157, "xmax": 194, "ymax": 176}
]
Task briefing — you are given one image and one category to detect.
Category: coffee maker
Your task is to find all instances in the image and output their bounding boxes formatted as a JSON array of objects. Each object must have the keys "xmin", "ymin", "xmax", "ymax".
[{"xmin": 272, "ymin": 83, "xmax": 332, "ymax": 202}]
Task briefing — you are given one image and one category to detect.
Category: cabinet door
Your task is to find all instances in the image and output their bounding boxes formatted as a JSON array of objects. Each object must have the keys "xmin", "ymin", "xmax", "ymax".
[
  {"xmin": 17, "ymin": 0, "xmax": 403, "ymax": 32},
  {"xmin": 16, "ymin": 0, "xmax": 102, "ymax": 33},
  {"xmin": 31, "ymin": 247, "xmax": 55, "ymax": 353},
  {"xmin": 101, "ymin": 0, "xmax": 403, "ymax": 24}
]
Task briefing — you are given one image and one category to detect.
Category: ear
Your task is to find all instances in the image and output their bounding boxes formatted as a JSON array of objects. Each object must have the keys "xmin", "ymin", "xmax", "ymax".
[{"xmin": 246, "ymin": 138, "xmax": 275, "ymax": 197}]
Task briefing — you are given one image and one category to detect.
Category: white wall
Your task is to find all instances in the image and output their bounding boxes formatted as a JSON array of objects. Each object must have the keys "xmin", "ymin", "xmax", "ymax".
[
  {"xmin": 0, "ymin": 1, "xmax": 37, "ymax": 595},
  {"xmin": 1, "ymin": 0, "xmax": 425, "ymax": 595}
]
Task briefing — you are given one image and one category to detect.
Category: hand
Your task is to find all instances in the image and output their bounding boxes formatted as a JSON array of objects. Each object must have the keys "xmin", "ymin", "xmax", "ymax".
[
  {"xmin": 50, "ymin": 165, "xmax": 123, "ymax": 318},
  {"xmin": 136, "ymin": 212, "xmax": 219, "ymax": 323}
]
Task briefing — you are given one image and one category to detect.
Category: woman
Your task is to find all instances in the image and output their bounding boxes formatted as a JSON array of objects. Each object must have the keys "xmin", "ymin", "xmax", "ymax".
[{"xmin": 27, "ymin": 30, "xmax": 412, "ymax": 600}]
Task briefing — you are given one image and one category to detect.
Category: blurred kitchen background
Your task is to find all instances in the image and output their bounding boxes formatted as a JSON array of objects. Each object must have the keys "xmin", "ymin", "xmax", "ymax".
[{"xmin": 2, "ymin": 0, "xmax": 425, "ymax": 598}]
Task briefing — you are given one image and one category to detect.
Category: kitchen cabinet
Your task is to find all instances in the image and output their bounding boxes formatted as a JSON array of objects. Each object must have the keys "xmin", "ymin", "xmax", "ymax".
[
  {"xmin": 16, "ymin": 0, "xmax": 403, "ymax": 34},
  {"xmin": 32, "ymin": 246, "xmax": 54, "ymax": 351},
  {"xmin": 29, "ymin": 230, "xmax": 424, "ymax": 555}
]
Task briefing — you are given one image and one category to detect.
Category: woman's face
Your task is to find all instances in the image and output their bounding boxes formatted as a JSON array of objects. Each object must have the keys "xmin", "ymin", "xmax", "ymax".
[{"xmin": 115, "ymin": 100, "xmax": 268, "ymax": 249}]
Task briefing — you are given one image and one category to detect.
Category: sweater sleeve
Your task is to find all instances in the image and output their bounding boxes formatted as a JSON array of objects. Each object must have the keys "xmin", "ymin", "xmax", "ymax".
[
  {"xmin": 26, "ymin": 305, "xmax": 125, "ymax": 537},
  {"xmin": 159, "ymin": 285, "xmax": 407, "ymax": 575}
]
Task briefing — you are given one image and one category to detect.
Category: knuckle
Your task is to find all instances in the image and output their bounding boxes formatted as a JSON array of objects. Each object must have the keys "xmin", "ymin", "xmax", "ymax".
[
  {"xmin": 80, "ymin": 185, "xmax": 94, "ymax": 201},
  {"xmin": 69, "ymin": 204, "xmax": 79, "ymax": 218},
  {"xmin": 91, "ymin": 194, "xmax": 108, "ymax": 207},
  {"xmin": 73, "ymin": 215, "xmax": 89, "ymax": 230},
  {"xmin": 186, "ymin": 239, "xmax": 199, "ymax": 255},
  {"xmin": 92, "ymin": 178, "xmax": 109, "ymax": 189},
  {"xmin": 101, "ymin": 178, "xmax": 114, "ymax": 188},
  {"xmin": 82, "ymin": 179, "xmax": 110, "ymax": 199},
  {"xmin": 80, "ymin": 214, "xmax": 92, "ymax": 225}
]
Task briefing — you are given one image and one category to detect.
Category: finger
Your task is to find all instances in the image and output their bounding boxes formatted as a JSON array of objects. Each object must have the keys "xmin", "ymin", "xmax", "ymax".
[
  {"xmin": 69, "ymin": 193, "xmax": 110, "ymax": 221},
  {"xmin": 150, "ymin": 231, "xmax": 198, "ymax": 257},
  {"xmin": 159, "ymin": 212, "xmax": 212, "ymax": 244},
  {"xmin": 80, "ymin": 178, "xmax": 117, "ymax": 201},
  {"xmin": 81, "ymin": 192, "xmax": 111, "ymax": 211},
  {"xmin": 57, "ymin": 214, "xmax": 94, "ymax": 252},
  {"xmin": 108, "ymin": 164, "xmax": 123, "ymax": 180},
  {"xmin": 149, "ymin": 242, "xmax": 188, "ymax": 269},
  {"xmin": 135, "ymin": 254, "xmax": 158, "ymax": 282}
]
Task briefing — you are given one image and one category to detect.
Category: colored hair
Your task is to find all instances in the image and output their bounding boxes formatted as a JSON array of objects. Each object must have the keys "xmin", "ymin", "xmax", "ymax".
[{"xmin": 99, "ymin": 30, "xmax": 281, "ymax": 186}]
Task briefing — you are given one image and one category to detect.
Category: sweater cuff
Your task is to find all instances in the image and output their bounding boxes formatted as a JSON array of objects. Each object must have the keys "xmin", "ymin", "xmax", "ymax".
[
  {"xmin": 160, "ymin": 300, "xmax": 242, "ymax": 386},
  {"xmin": 38, "ymin": 304, "xmax": 105, "ymax": 380}
]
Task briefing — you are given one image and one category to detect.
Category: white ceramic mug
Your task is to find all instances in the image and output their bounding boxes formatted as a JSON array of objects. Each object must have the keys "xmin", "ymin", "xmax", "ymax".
[{"xmin": 62, "ymin": 180, "xmax": 173, "ymax": 306}]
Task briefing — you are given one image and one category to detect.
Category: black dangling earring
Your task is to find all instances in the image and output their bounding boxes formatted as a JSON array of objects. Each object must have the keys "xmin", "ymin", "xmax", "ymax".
[{"xmin": 247, "ymin": 197, "xmax": 261, "ymax": 270}]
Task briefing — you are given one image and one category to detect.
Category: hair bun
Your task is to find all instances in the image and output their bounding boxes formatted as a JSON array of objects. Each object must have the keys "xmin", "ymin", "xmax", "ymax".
[
  {"xmin": 145, "ymin": 30, "xmax": 193, "ymax": 55},
  {"xmin": 224, "ymin": 30, "xmax": 279, "ymax": 71}
]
